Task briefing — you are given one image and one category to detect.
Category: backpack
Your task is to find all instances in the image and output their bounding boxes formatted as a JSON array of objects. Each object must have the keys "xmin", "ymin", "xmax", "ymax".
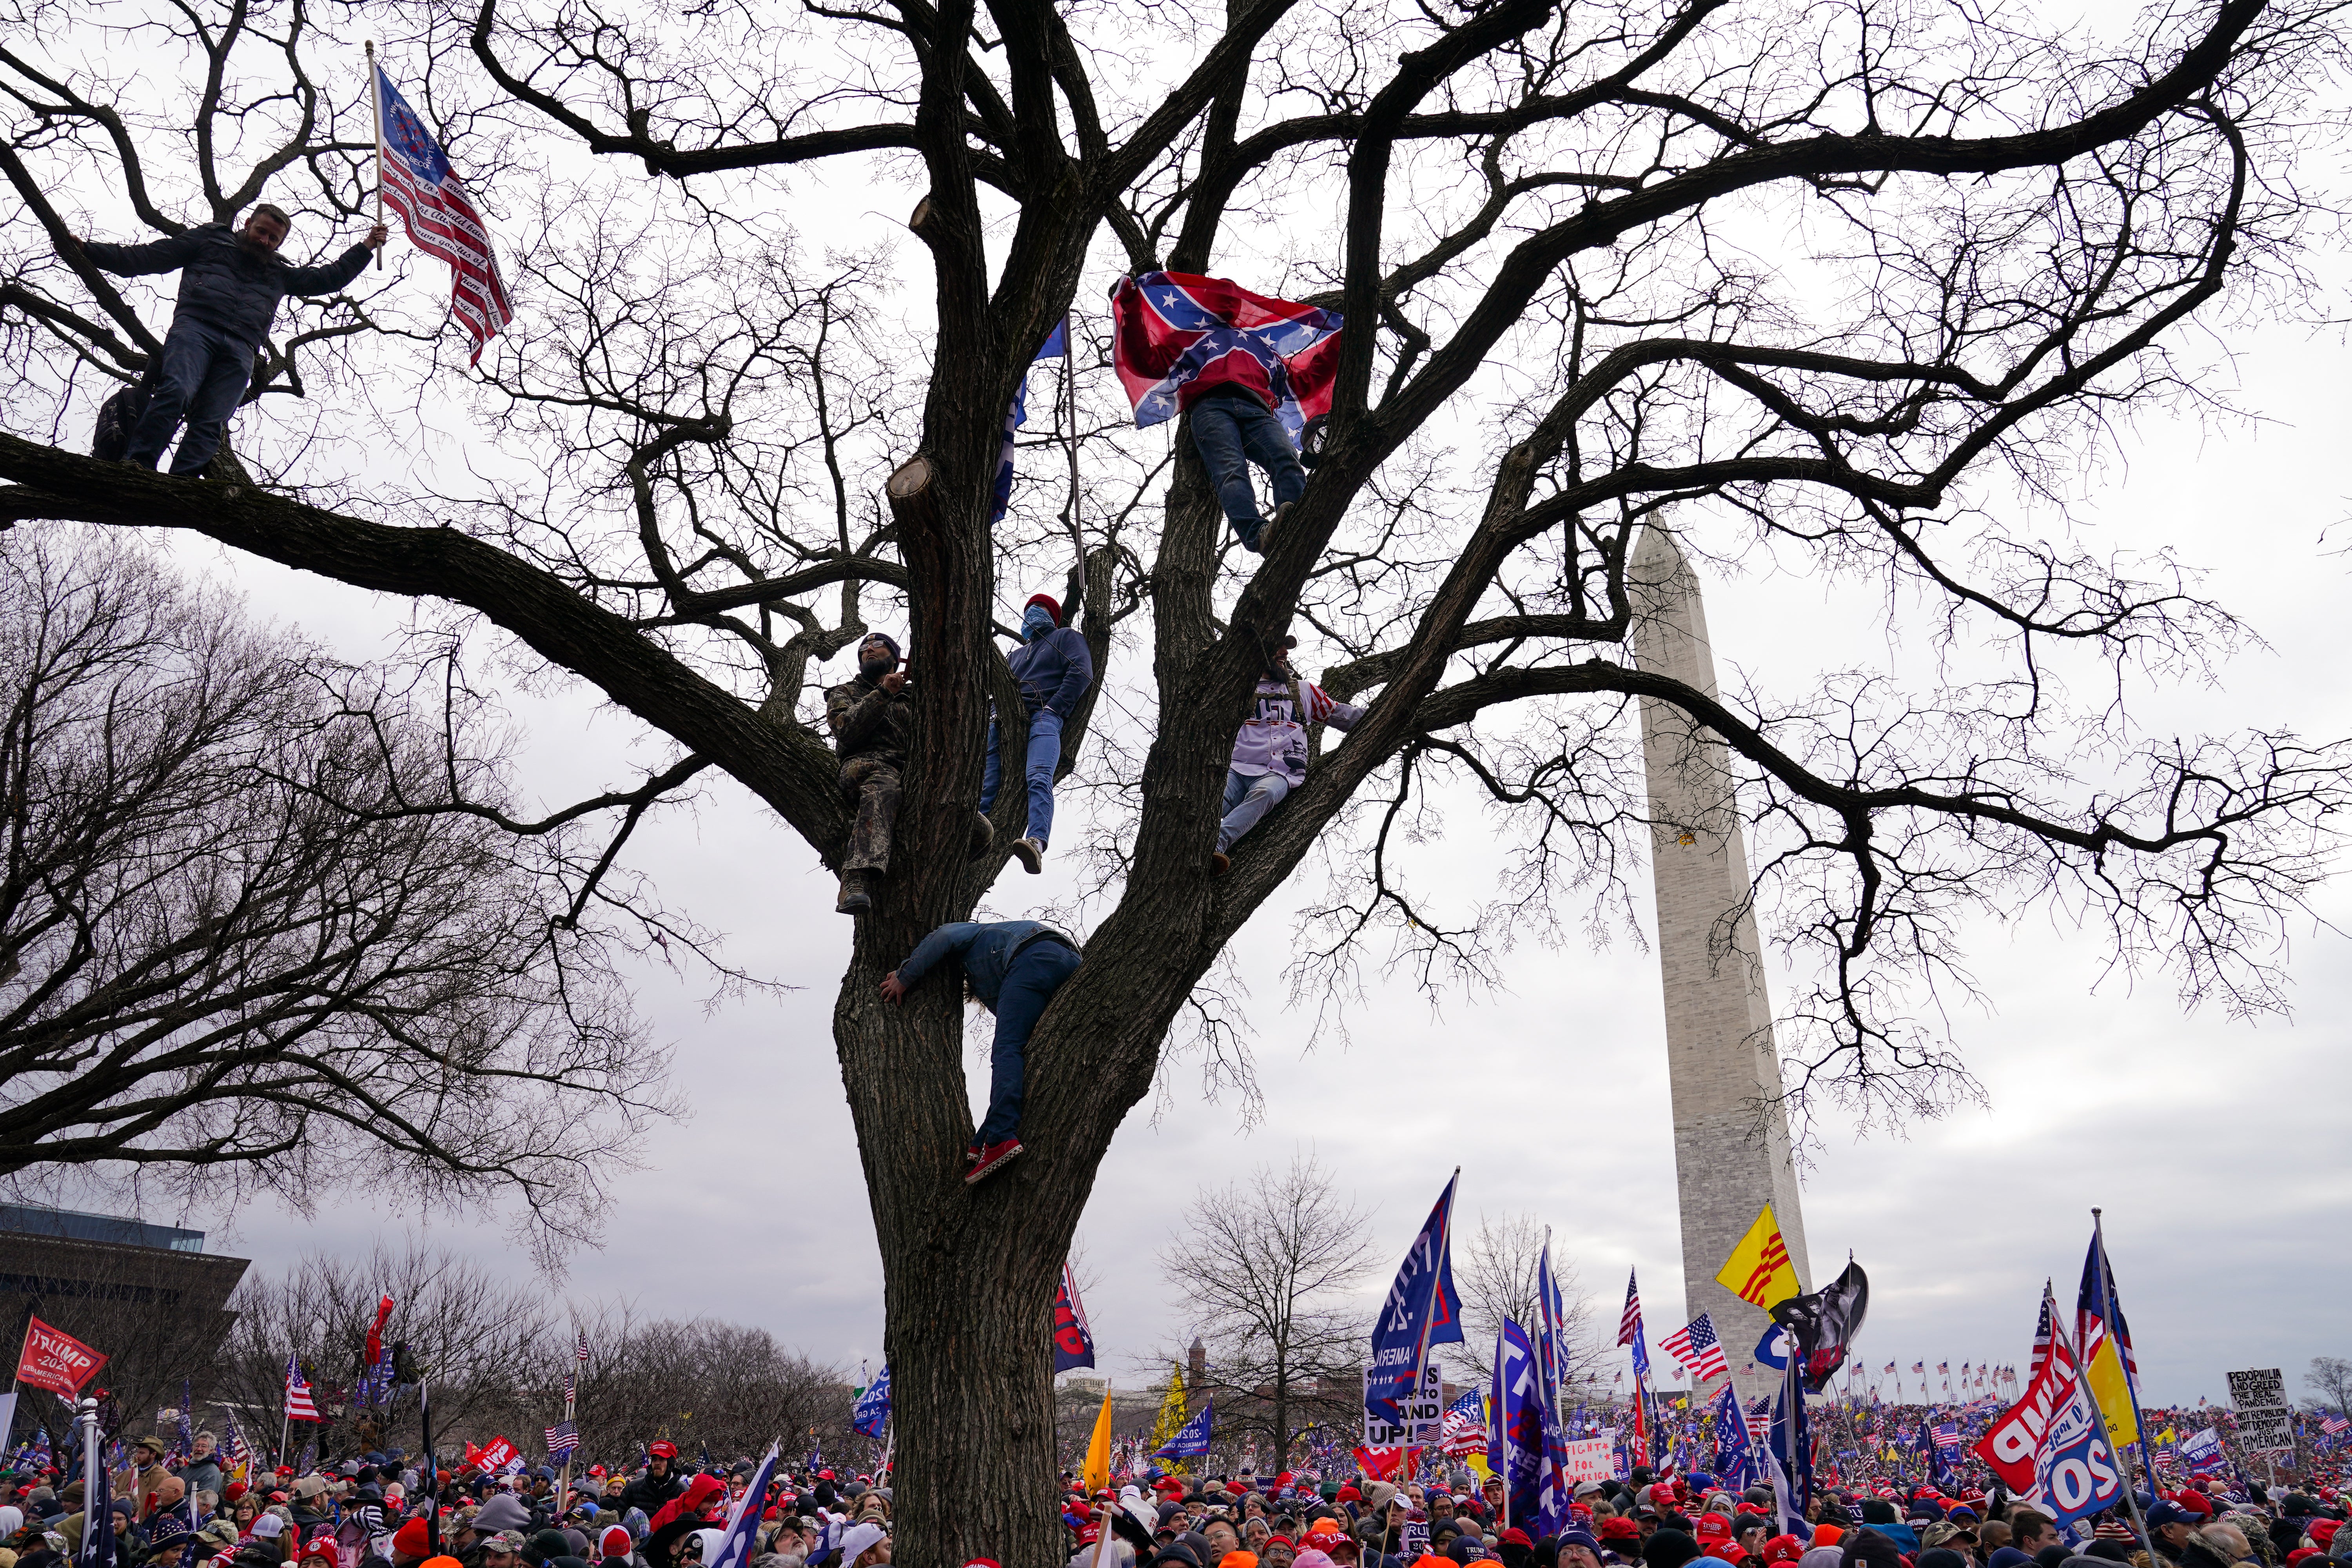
[{"xmin": 91, "ymin": 377, "xmax": 154, "ymax": 461}]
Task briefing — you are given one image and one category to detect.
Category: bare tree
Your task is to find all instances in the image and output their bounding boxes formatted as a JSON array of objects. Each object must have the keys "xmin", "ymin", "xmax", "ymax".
[
  {"xmin": 215, "ymin": 1241, "xmax": 554, "ymax": 1462},
  {"xmin": 2, "ymin": 0, "xmax": 2347, "ymax": 1557},
  {"xmin": 2304, "ymin": 1356, "xmax": 2352, "ymax": 1418},
  {"xmin": 1452, "ymin": 1212, "xmax": 1599, "ymax": 1392},
  {"xmin": 1155, "ymin": 1154, "xmax": 1374, "ymax": 1466},
  {"xmin": 3, "ymin": 1244, "xmax": 244, "ymax": 1454},
  {"xmin": 0, "ymin": 528, "xmax": 684, "ymax": 1250}
]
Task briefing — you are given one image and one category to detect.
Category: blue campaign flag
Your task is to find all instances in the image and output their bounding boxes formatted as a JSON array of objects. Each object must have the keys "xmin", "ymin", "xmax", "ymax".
[
  {"xmin": 1766, "ymin": 1376, "xmax": 1813, "ymax": 1533},
  {"xmin": 990, "ymin": 319, "xmax": 1073, "ymax": 525},
  {"xmin": 1155, "ymin": 1400, "xmax": 1215, "ymax": 1459},
  {"xmin": 851, "ymin": 1365, "xmax": 891, "ymax": 1439},
  {"xmin": 1367, "ymin": 1169, "xmax": 1465, "ymax": 1423},
  {"xmin": 1754, "ymin": 1323, "xmax": 1790, "ymax": 1371},
  {"xmin": 1711, "ymin": 1383, "xmax": 1757, "ymax": 1490},
  {"xmin": 1536, "ymin": 1230, "xmax": 1566, "ymax": 1401},
  {"xmin": 1490, "ymin": 1321, "xmax": 1546, "ymax": 1530},
  {"xmin": 705, "ymin": 1443, "xmax": 779, "ymax": 1568}
]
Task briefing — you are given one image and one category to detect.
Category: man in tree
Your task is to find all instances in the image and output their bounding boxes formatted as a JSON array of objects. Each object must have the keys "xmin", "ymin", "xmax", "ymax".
[
  {"xmin": 878, "ymin": 918, "xmax": 1083, "ymax": 1183},
  {"xmin": 980, "ymin": 592, "xmax": 1095, "ymax": 875},
  {"xmin": 62, "ymin": 206, "xmax": 386, "ymax": 474},
  {"xmin": 1211, "ymin": 637, "xmax": 1366, "ymax": 876},
  {"xmin": 824, "ymin": 633, "xmax": 915, "ymax": 916}
]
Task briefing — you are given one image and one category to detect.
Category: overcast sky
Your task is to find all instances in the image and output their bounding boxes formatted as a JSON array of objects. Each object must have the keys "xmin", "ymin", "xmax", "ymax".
[{"xmin": 111, "ymin": 279, "xmax": 2346, "ymax": 1417}]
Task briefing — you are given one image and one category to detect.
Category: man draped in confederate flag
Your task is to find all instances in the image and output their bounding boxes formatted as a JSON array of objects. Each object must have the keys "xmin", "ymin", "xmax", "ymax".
[{"xmin": 1110, "ymin": 271, "xmax": 1341, "ymax": 555}]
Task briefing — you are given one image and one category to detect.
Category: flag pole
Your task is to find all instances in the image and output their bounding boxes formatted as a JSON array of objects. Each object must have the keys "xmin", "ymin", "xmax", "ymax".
[
  {"xmin": 2056, "ymin": 1272, "xmax": 2157, "ymax": 1550},
  {"xmin": 366, "ymin": 42, "xmax": 384, "ymax": 270}
]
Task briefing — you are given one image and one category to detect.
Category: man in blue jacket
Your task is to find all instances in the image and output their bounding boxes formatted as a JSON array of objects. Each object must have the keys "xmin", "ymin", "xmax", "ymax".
[
  {"xmin": 980, "ymin": 592, "xmax": 1094, "ymax": 874},
  {"xmin": 65, "ymin": 205, "xmax": 386, "ymax": 475},
  {"xmin": 879, "ymin": 918, "xmax": 1083, "ymax": 1183}
]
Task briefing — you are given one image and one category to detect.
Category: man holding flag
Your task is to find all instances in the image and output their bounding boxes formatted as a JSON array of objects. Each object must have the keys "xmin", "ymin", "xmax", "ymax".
[{"xmin": 63, "ymin": 210, "xmax": 385, "ymax": 474}]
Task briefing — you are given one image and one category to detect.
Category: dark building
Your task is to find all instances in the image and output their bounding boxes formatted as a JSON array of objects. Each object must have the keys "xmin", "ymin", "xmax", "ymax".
[{"xmin": 0, "ymin": 1205, "xmax": 250, "ymax": 1443}]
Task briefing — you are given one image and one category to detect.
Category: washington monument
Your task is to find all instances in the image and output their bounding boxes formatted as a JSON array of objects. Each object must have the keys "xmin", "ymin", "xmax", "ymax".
[{"xmin": 1631, "ymin": 525, "xmax": 1812, "ymax": 1401}]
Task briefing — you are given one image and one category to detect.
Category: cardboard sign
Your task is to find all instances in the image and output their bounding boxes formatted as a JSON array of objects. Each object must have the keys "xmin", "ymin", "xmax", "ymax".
[
  {"xmin": 1363, "ymin": 1361, "xmax": 1444, "ymax": 1444},
  {"xmin": 2227, "ymin": 1369, "xmax": 2294, "ymax": 1453},
  {"xmin": 1560, "ymin": 1436, "xmax": 1614, "ymax": 1483}
]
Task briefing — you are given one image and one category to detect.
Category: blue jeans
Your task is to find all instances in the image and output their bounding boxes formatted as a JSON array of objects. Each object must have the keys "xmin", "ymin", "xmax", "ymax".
[
  {"xmin": 979, "ymin": 708, "xmax": 1062, "ymax": 846},
  {"xmin": 1217, "ymin": 768, "xmax": 1292, "ymax": 853},
  {"xmin": 1188, "ymin": 393, "xmax": 1304, "ymax": 550},
  {"xmin": 125, "ymin": 315, "xmax": 254, "ymax": 475},
  {"xmin": 978, "ymin": 940, "xmax": 1082, "ymax": 1145}
]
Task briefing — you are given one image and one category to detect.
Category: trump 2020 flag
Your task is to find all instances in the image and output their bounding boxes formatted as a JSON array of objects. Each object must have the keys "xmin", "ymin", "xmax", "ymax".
[
  {"xmin": 1366, "ymin": 1169, "xmax": 1464, "ymax": 1424},
  {"xmin": 375, "ymin": 63, "xmax": 514, "ymax": 365},
  {"xmin": 850, "ymin": 1363, "xmax": 891, "ymax": 1439},
  {"xmin": 1111, "ymin": 271, "xmax": 1341, "ymax": 439},
  {"xmin": 1154, "ymin": 1399, "xmax": 1214, "ymax": 1459}
]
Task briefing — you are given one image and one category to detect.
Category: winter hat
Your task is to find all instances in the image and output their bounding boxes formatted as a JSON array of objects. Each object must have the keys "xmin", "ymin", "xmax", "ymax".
[
  {"xmin": 1024, "ymin": 593, "xmax": 1063, "ymax": 627},
  {"xmin": 1293, "ymin": 1554, "xmax": 1338, "ymax": 1568},
  {"xmin": 474, "ymin": 1495, "xmax": 534, "ymax": 1535},
  {"xmin": 835, "ymin": 1522, "xmax": 886, "ymax": 1564},
  {"xmin": 394, "ymin": 1519, "xmax": 434, "ymax": 1557},
  {"xmin": 857, "ymin": 632, "xmax": 901, "ymax": 662},
  {"xmin": 421, "ymin": 1558, "xmax": 464, "ymax": 1568},
  {"xmin": 1645, "ymin": 1532, "xmax": 1703, "ymax": 1568},
  {"xmin": 530, "ymin": 1529, "xmax": 574, "ymax": 1561},
  {"xmin": 598, "ymin": 1527, "xmax": 632, "ymax": 1559}
]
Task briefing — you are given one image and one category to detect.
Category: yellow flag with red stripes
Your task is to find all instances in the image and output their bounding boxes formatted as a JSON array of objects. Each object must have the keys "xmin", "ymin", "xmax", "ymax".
[{"xmin": 1716, "ymin": 1203, "xmax": 1801, "ymax": 1308}]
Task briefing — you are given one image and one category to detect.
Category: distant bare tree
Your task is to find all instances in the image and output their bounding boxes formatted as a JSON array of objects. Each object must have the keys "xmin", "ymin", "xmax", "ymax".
[
  {"xmin": 0, "ymin": 527, "xmax": 688, "ymax": 1252},
  {"xmin": 1154, "ymin": 1154, "xmax": 1374, "ymax": 1466},
  {"xmin": 553, "ymin": 1305, "xmax": 851, "ymax": 1467},
  {"xmin": 215, "ymin": 1241, "xmax": 553, "ymax": 1462},
  {"xmin": 3, "ymin": 1245, "xmax": 240, "ymax": 1454},
  {"xmin": 1452, "ymin": 1212, "xmax": 1602, "ymax": 1394},
  {"xmin": 2305, "ymin": 1356, "xmax": 2352, "ymax": 1419}
]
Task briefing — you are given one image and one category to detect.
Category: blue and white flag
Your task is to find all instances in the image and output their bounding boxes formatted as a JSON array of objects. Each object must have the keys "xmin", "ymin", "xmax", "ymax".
[
  {"xmin": 1710, "ymin": 1382, "xmax": 1757, "ymax": 1490},
  {"xmin": 1154, "ymin": 1401, "xmax": 1214, "ymax": 1459},
  {"xmin": 702, "ymin": 1443, "xmax": 778, "ymax": 1568},
  {"xmin": 1536, "ymin": 1230, "xmax": 1567, "ymax": 1403},
  {"xmin": 1754, "ymin": 1322, "xmax": 1790, "ymax": 1371},
  {"xmin": 989, "ymin": 319, "xmax": 1071, "ymax": 525},
  {"xmin": 1367, "ymin": 1170, "xmax": 1465, "ymax": 1424},
  {"xmin": 1489, "ymin": 1320, "xmax": 1545, "ymax": 1530},
  {"xmin": 851, "ymin": 1365, "xmax": 891, "ymax": 1440},
  {"xmin": 2180, "ymin": 1427, "xmax": 2227, "ymax": 1474}
]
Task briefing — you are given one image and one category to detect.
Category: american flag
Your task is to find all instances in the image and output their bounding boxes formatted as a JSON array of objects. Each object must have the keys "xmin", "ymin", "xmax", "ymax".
[
  {"xmin": 1933, "ymin": 1423, "xmax": 1960, "ymax": 1450},
  {"xmin": 562, "ymin": 1374, "xmax": 575, "ymax": 1405},
  {"xmin": 2029, "ymin": 1292, "xmax": 2055, "ymax": 1380},
  {"xmin": 2323, "ymin": 1414, "xmax": 2349, "ymax": 1436},
  {"xmin": 576, "ymin": 1328, "xmax": 591, "ymax": 1363},
  {"xmin": 284, "ymin": 1354, "xmax": 321, "ymax": 1423},
  {"xmin": 374, "ymin": 62, "xmax": 514, "ymax": 365},
  {"xmin": 1746, "ymin": 1396, "xmax": 1772, "ymax": 1442},
  {"xmin": 545, "ymin": 1420, "xmax": 578, "ymax": 1458},
  {"xmin": 1109, "ymin": 271, "xmax": 1342, "ymax": 439},
  {"xmin": 1659, "ymin": 1313, "xmax": 1730, "ymax": 1382},
  {"xmin": 1438, "ymin": 1390, "xmax": 1487, "ymax": 1458},
  {"xmin": 1911, "ymin": 1362, "xmax": 1925, "ymax": 1375},
  {"xmin": 1616, "ymin": 1269, "xmax": 1644, "ymax": 1347},
  {"xmin": 221, "ymin": 1410, "xmax": 248, "ymax": 1463}
]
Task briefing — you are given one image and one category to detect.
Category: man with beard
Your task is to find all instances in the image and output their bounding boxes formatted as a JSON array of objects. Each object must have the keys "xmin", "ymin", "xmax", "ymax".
[{"xmin": 64, "ymin": 206, "xmax": 386, "ymax": 474}]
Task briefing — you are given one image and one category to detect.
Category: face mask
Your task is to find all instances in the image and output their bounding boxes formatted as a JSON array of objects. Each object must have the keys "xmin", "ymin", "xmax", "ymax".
[{"xmin": 1022, "ymin": 606, "xmax": 1054, "ymax": 641}]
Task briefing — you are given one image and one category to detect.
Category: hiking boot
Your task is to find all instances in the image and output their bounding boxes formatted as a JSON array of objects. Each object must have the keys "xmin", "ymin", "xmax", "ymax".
[
  {"xmin": 968, "ymin": 811, "xmax": 996, "ymax": 861},
  {"xmin": 1211, "ymin": 851, "xmax": 1230, "ymax": 878},
  {"xmin": 965, "ymin": 1138, "xmax": 1024, "ymax": 1185},
  {"xmin": 1011, "ymin": 836, "xmax": 1045, "ymax": 874},
  {"xmin": 835, "ymin": 869, "xmax": 873, "ymax": 915}
]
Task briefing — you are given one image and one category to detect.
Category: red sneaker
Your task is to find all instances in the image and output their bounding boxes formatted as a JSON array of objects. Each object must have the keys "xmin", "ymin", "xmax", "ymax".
[{"xmin": 964, "ymin": 1138, "xmax": 1024, "ymax": 1184}]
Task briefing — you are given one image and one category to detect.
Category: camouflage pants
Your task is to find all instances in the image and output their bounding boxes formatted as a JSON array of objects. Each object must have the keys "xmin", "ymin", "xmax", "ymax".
[{"xmin": 839, "ymin": 756, "xmax": 901, "ymax": 874}]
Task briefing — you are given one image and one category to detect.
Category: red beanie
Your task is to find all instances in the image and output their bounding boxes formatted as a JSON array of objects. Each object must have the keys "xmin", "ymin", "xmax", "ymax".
[
  {"xmin": 1024, "ymin": 593, "xmax": 1063, "ymax": 626},
  {"xmin": 392, "ymin": 1519, "xmax": 432, "ymax": 1558}
]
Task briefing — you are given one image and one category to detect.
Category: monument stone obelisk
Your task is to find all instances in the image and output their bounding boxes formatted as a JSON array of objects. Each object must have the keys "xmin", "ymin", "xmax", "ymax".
[{"xmin": 1630, "ymin": 525, "xmax": 1812, "ymax": 1405}]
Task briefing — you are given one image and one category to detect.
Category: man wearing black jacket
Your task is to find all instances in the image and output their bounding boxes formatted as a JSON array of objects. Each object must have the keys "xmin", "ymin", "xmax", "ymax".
[{"xmin": 64, "ymin": 206, "xmax": 385, "ymax": 475}]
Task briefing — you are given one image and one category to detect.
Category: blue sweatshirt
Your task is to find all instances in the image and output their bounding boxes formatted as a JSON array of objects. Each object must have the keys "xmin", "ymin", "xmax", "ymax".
[
  {"xmin": 1005, "ymin": 626, "xmax": 1094, "ymax": 720},
  {"xmin": 893, "ymin": 920, "xmax": 1080, "ymax": 1007}
]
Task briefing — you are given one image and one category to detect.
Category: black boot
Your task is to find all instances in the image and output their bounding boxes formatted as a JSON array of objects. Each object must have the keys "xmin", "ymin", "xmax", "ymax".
[{"xmin": 836, "ymin": 868, "xmax": 874, "ymax": 915}]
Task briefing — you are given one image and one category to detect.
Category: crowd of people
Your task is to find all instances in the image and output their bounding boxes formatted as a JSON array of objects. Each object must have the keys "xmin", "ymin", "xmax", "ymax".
[
  {"xmin": 5, "ymin": 1421, "xmax": 2350, "ymax": 1568},
  {"xmin": 1061, "ymin": 1459, "xmax": 2352, "ymax": 1568}
]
